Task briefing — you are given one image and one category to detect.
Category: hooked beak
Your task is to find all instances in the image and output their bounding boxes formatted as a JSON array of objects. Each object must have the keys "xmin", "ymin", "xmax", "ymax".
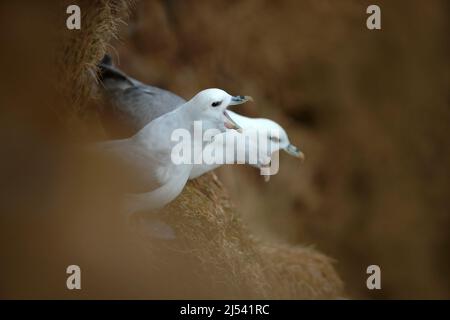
[
  {"xmin": 229, "ymin": 95, "xmax": 254, "ymax": 105},
  {"xmin": 223, "ymin": 110, "xmax": 242, "ymax": 132},
  {"xmin": 284, "ymin": 144, "xmax": 305, "ymax": 161}
]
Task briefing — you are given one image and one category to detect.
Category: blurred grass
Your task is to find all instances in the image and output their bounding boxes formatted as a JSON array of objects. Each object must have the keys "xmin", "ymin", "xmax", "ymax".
[
  {"xmin": 0, "ymin": 0, "xmax": 448, "ymax": 299},
  {"xmin": 0, "ymin": 0, "xmax": 343, "ymax": 299},
  {"xmin": 110, "ymin": 0, "xmax": 449, "ymax": 299}
]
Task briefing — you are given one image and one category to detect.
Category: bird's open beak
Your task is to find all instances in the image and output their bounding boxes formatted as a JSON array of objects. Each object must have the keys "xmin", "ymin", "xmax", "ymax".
[
  {"xmin": 284, "ymin": 144, "xmax": 305, "ymax": 161},
  {"xmin": 224, "ymin": 95, "xmax": 252, "ymax": 131},
  {"xmin": 229, "ymin": 95, "xmax": 254, "ymax": 105},
  {"xmin": 223, "ymin": 111, "xmax": 242, "ymax": 132}
]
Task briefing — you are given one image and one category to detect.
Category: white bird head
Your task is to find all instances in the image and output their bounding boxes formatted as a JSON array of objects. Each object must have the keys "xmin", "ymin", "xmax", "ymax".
[
  {"xmin": 188, "ymin": 88, "xmax": 253, "ymax": 132},
  {"xmin": 227, "ymin": 111, "xmax": 305, "ymax": 161},
  {"xmin": 258, "ymin": 119, "xmax": 305, "ymax": 160}
]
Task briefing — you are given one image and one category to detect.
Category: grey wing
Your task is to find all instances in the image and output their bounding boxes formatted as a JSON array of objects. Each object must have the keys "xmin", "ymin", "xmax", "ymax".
[
  {"xmin": 98, "ymin": 56, "xmax": 187, "ymax": 137},
  {"xmin": 119, "ymin": 84, "xmax": 186, "ymax": 130}
]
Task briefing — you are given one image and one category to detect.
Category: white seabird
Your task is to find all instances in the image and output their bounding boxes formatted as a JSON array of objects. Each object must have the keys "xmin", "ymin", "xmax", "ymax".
[
  {"xmin": 188, "ymin": 110, "xmax": 304, "ymax": 179},
  {"xmin": 97, "ymin": 55, "xmax": 304, "ymax": 180},
  {"xmin": 97, "ymin": 88, "xmax": 251, "ymax": 214}
]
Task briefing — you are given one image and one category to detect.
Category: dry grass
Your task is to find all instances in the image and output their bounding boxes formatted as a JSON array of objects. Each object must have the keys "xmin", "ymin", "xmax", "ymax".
[
  {"xmin": 58, "ymin": 0, "xmax": 133, "ymax": 115},
  {"xmin": 158, "ymin": 173, "xmax": 343, "ymax": 298}
]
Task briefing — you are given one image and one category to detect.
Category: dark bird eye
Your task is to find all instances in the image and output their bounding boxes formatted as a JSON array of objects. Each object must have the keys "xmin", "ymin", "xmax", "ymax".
[
  {"xmin": 211, "ymin": 101, "xmax": 222, "ymax": 107},
  {"xmin": 270, "ymin": 136, "xmax": 281, "ymax": 143}
]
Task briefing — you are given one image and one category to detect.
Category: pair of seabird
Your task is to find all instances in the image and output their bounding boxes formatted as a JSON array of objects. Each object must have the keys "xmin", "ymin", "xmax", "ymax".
[{"xmin": 96, "ymin": 55, "xmax": 304, "ymax": 215}]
